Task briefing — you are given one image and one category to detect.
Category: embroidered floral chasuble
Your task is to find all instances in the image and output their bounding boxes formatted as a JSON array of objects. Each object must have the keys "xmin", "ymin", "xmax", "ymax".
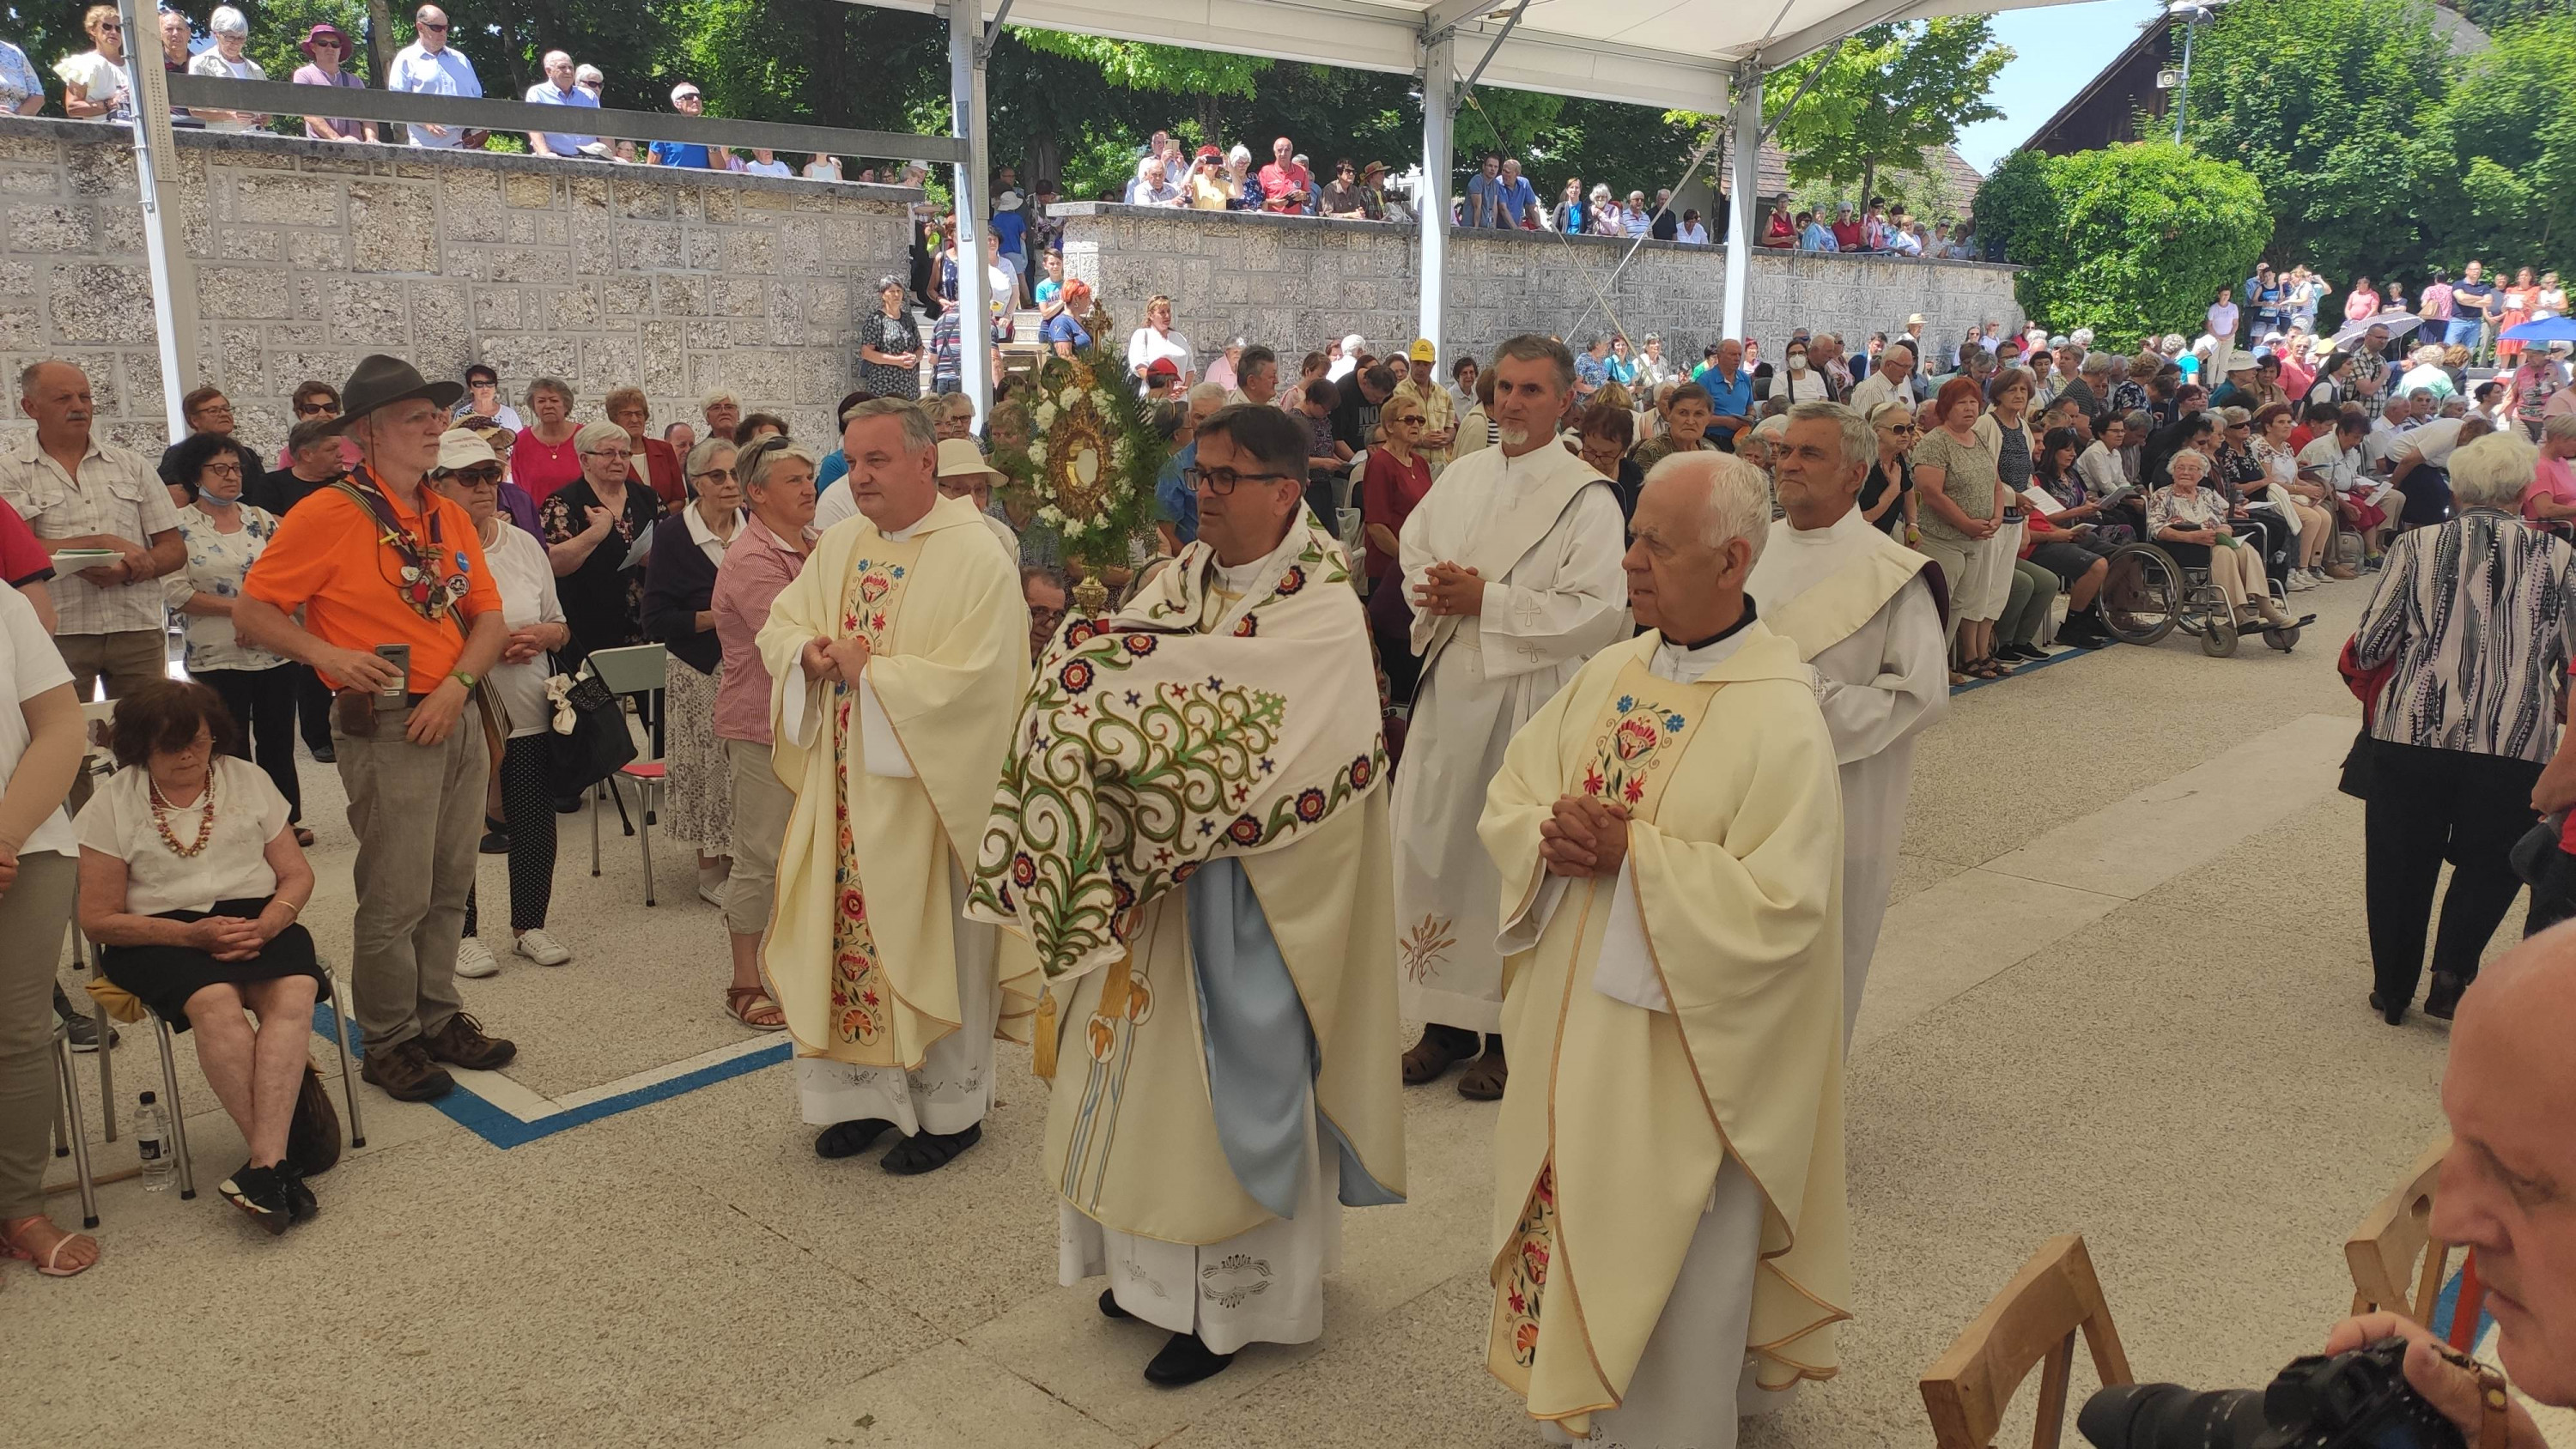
[
  {"xmin": 756, "ymin": 493, "xmax": 1040, "ymax": 1070},
  {"xmin": 1478, "ymin": 627, "xmax": 1851, "ymax": 1438},
  {"xmin": 969, "ymin": 518, "xmax": 1407, "ymax": 1246}
]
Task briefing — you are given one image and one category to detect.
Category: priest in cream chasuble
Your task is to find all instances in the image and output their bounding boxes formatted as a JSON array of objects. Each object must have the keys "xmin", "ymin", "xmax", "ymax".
[
  {"xmin": 1482, "ymin": 453, "xmax": 1850, "ymax": 1449},
  {"xmin": 967, "ymin": 405, "xmax": 1406, "ymax": 1388},
  {"xmin": 1750, "ymin": 403, "xmax": 1949, "ymax": 1044},
  {"xmin": 756, "ymin": 409, "xmax": 1039, "ymax": 1176},
  {"xmin": 1391, "ymin": 336, "xmax": 1629, "ymax": 1100}
]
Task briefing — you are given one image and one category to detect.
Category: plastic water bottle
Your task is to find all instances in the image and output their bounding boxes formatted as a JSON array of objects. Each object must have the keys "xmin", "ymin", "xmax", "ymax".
[{"xmin": 136, "ymin": 1091, "xmax": 173, "ymax": 1191}]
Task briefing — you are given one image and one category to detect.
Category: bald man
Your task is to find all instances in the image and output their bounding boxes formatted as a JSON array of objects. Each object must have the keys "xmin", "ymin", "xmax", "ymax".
[{"xmin": 2323, "ymin": 924, "xmax": 2573, "ymax": 1446}]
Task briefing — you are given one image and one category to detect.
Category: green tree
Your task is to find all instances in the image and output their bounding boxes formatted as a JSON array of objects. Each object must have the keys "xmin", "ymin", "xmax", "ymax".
[
  {"xmin": 2415, "ymin": 11, "xmax": 2576, "ymax": 265},
  {"xmin": 1759, "ymin": 18, "xmax": 2012, "ymax": 206},
  {"xmin": 2177, "ymin": 0, "xmax": 2453, "ymax": 282},
  {"xmin": 1976, "ymin": 142, "xmax": 2269, "ymax": 343}
]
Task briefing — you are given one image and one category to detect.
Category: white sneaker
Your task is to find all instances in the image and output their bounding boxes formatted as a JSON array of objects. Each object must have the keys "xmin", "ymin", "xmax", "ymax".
[
  {"xmin": 454, "ymin": 938, "xmax": 500, "ymax": 979},
  {"xmin": 696, "ymin": 866, "xmax": 729, "ymax": 909},
  {"xmin": 513, "ymin": 929, "xmax": 573, "ymax": 967},
  {"xmin": 2291, "ymin": 570, "xmax": 2319, "ymax": 591}
]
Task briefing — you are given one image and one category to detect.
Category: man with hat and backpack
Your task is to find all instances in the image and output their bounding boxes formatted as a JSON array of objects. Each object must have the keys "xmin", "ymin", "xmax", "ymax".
[{"xmin": 234, "ymin": 355, "xmax": 518, "ymax": 1101}]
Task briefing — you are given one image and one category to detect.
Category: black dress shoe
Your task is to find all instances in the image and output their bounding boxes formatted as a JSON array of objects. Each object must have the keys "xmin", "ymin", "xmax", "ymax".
[
  {"xmin": 1099, "ymin": 1289, "xmax": 1133, "ymax": 1320},
  {"xmin": 2423, "ymin": 973, "xmax": 2467, "ymax": 1021},
  {"xmin": 1143, "ymin": 1331, "xmax": 1234, "ymax": 1386},
  {"xmin": 310, "ymin": 742, "xmax": 336, "ymax": 763},
  {"xmin": 2369, "ymin": 991, "xmax": 2406, "ymax": 1026}
]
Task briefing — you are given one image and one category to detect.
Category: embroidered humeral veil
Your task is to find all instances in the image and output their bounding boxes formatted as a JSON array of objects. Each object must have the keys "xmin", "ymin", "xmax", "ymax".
[
  {"xmin": 1479, "ymin": 627, "xmax": 1851, "ymax": 1438},
  {"xmin": 756, "ymin": 492, "xmax": 1040, "ymax": 1071},
  {"xmin": 968, "ymin": 516, "xmax": 1406, "ymax": 1246}
]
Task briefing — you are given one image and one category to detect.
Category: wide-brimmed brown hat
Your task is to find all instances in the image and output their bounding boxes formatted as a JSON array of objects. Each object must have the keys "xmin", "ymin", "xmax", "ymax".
[{"xmin": 335, "ymin": 355, "xmax": 464, "ymax": 433}]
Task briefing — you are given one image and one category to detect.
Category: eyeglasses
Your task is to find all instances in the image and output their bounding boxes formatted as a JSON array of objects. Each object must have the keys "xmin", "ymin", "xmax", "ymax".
[
  {"xmin": 1386, "ymin": 414, "xmax": 1424, "ymax": 427},
  {"xmin": 418, "ymin": 20, "xmax": 447, "ymax": 31},
  {"xmin": 1884, "ymin": 423, "xmax": 1917, "ymax": 434},
  {"xmin": 200, "ymin": 461, "xmax": 244, "ymax": 477},
  {"xmin": 692, "ymin": 466, "xmax": 735, "ymax": 483},
  {"xmin": 441, "ymin": 466, "xmax": 502, "ymax": 486},
  {"xmin": 94, "ymin": 20, "xmax": 120, "ymax": 30},
  {"xmin": 1185, "ymin": 465, "xmax": 1297, "ymax": 494},
  {"xmin": 313, "ymin": 38, "xmax": 342, "ymax": 48},
  {"xmin": 673, "ymin": 91, "xmax": 701, "ymax": 102},
  {"xmin": 295, "ymin": 400, "xmax": 337, "ymax": 416}
]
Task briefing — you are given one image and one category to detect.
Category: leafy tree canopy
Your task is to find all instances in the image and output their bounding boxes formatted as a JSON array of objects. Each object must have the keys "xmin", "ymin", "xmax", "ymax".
[
  {"xmin": 1761, "ymin": 18, "xmax": 2010, "ymax": 204},
  {"xmin": 1977, "ymin": 141, "xmax": 2269, "ymax": 344}
]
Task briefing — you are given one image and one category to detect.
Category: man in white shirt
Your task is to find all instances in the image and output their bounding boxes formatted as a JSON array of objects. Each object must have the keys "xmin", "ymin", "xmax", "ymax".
[
  {"xmin": 523, "ymin": 50, "xmax": 598, "ymax": 159},
  {"xmin": 2389, "ymin": 415, "xmax": 2494, "ymax": 528},
  {"xmin": 1847, "ymin": 339, "xmax": 1917, "ymax": 417},
  {"xmin": 0, "ymin": 361, "xmax": 185, "ymax": 699},
  {"xmin": 386, "ymin": 5, "xmax": 481, "ymax": 149}
]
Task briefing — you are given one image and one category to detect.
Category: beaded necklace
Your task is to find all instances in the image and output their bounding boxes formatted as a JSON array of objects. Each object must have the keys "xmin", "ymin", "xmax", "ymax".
[{"xmin": 149, "ymin": 771, "xmax": 218, "ymax": 858}]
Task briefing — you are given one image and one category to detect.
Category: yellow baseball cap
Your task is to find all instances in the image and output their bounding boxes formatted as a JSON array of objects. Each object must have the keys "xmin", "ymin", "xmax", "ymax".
[{"xmin": 1407, "ymin": 338, "xmax": 1437, "ymax": 363}]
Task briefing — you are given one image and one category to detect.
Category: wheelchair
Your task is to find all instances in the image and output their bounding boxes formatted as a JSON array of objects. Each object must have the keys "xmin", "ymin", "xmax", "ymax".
[{"xmin": 2094, "ymin": 535, "xmax": 2315, "ymax": 658}]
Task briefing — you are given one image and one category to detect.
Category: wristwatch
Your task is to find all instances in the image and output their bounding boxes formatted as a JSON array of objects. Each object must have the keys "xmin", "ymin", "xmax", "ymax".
[{"xmin": 449, "ymin": 670, "xmax": 479, "ymax": 691}]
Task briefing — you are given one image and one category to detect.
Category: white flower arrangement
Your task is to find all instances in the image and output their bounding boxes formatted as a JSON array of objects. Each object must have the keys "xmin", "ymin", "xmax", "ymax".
[
  {"xmin": 1027, "ymin": 440, "xmax": 1048, "ymax": 468},
  {"xmin": 1034, "ymin": 403, "xmax": 1059, "ymax": 430},
  {"xmin": 1037, "ymin": 505, "xmax": 1066, "ymax": 526}
]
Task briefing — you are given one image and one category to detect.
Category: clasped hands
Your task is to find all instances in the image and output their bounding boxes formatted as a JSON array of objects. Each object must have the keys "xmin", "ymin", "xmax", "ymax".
[
  {"xmin": 1413, "ymin": 561, "xmax": 1485, "ymax": 617},
  {"xmin": 1539, "ymin": 795, "xmax": 1630, "ymax": 878},
  {"xmin": 195, "ymin": 913, "xmax": 270, "ymax": 962},
  {"xmin": 800, "ymin": 634, "xmax": 873, "ymax": 684}
]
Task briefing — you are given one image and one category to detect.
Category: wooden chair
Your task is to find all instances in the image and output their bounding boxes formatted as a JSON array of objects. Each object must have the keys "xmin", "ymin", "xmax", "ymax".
[
  {"xmin": 1921, "ymin": 1234, "xmax": 2135, "ymax": 1449},
  {"xmin": 2346, "ymin": 1137, "xmax": 2452, "ymax": 1322}
]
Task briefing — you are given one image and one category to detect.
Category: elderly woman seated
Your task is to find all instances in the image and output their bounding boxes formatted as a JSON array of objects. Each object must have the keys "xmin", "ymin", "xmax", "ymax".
[
  {"xmin": 76, "ymin": 682, "xmax": 322, "ymax": 1234},
  {"xmin": 2150, "ymin": 450, "xmax": 2292, "ymax": 631}
]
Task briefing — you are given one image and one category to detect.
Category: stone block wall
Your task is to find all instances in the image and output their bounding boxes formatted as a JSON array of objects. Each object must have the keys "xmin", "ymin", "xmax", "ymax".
[
  {"xmin": 0, "ymin": 116, "xmax": 916, "ymax": 455},
  {"xmin": 1052, "ymin": 203, "xmax": 2024, "ymax": 376}
]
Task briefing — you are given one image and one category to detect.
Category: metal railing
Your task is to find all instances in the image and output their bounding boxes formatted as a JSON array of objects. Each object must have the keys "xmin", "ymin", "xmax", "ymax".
[{"xmin": 160, "ymin": 75, "xmax": 966, "ymax": 167}]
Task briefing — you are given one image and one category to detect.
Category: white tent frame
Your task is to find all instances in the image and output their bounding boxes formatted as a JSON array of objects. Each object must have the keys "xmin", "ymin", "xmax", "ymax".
[{"xmin": 905, "ymin": 0, "xmax": 2079, "ymax": 421}]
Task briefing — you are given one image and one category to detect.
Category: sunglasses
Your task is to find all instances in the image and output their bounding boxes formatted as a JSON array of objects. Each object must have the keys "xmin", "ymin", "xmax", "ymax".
[
  {"xmin": 443, "ymin": 466, "xmax": 503, "ymax": 486},
  {"xmin": 94, "ymin": 20, "xmax": 121, "ymax": 30},
  {"xmin": 312, "ymin": 37, "xmax": 343, "ymax": 48},
  {"xmin": 418, "ymin": 20, "xmax": 447, "ymax": 30}
]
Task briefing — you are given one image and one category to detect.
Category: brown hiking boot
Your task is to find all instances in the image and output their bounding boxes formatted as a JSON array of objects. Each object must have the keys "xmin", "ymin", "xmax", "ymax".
[
  {"xmin": 361, "ymin": 1040, "xmax": 456, "ymax": 1102},
  {"xmin": 422, "ymin": 1012, "xmax": 518, "ymax": 1071}
]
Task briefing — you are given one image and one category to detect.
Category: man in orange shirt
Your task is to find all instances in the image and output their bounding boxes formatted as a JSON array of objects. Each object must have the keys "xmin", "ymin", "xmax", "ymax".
[{"xmin": 236, "ymin": 355, "xmax": 515, "ymax": 1102}]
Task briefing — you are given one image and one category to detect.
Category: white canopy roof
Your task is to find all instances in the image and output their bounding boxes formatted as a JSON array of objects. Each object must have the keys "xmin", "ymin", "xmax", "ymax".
[{"xmin": 864, "ymin": 0, "xmax": 2086, "ymax": 113}]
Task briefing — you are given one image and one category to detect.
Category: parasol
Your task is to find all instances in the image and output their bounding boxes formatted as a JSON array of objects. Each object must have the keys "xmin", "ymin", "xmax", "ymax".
[{"xmin": 2331, "ymin": 311, "xmax": 2420, "ymax": 349}]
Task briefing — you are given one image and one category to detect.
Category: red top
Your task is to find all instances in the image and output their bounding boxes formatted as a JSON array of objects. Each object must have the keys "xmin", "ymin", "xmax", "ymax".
[
  {"xmin": 1358, "ymin": 446, "xmax": 1433, "ymax": 582},
  {"xmin": 1256, "ymin": 161, "xmax": 1311, "ymax": 213},
  {"xmin": 1832, "ymin": 220, "xmax": 1864, "ymax": 250},
  {"xmin": 0, "ymin": 494, "xmax": 51, "ymax": 587},
  {"xmin": 630, "ymin": 436, "xmax": 685, "ymax": 512},
  {"xmin": 511, "ymin": 427, "xmax": 585, "ymax": 506}
]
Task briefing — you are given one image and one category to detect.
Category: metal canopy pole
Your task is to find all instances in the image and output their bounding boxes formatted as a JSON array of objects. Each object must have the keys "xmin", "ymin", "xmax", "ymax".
[
  {"xmin": 947, "ymin": 0, "xmax": 994, "ymax": 428},
  {"xmin": 118, "ymin": 0, "xmax": 198, "ymax": 440},
  {"xmin": 1720, "ymin": 63, "xmax": 1760, "ymax": 346},
  {"xmin": 1419, "ymin": 31, "xmax": 1455, "ymax": 361}
]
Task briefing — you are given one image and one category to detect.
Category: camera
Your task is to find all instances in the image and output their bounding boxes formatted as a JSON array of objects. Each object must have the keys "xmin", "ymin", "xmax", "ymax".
[{"xmin": 2077, "ymin": 1337, "xmax": 2465, "ymax": 1449}]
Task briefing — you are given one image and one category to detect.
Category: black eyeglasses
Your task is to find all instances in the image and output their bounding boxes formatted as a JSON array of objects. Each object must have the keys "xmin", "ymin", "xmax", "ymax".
[
  {"xmin": 295, "ymin": 400, "xmax": 337, "ymax": 416},
  {"xmin": 1185, "ymin": 466, "xmax": 1297, "ymax": 494},
  {"xmin": 418, "ymin": 20, "xmax": 447, "ymax": 30}
]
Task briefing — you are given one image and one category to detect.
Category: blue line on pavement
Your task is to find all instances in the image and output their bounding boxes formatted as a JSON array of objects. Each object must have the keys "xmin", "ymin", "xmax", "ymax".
[{"xmin": 312, "ymin": 1000, "xmax": 790, "ymax": 1149}]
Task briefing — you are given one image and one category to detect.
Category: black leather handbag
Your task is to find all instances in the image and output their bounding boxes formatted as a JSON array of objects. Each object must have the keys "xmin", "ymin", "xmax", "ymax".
[{"xmin": 548, "ymin": 661, "xmax": 638, "ymax": 794}]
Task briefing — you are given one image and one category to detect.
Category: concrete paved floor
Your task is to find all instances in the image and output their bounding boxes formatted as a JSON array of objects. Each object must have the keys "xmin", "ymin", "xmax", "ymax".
[{"xmin": 9, "ymin": 574, "xmax": 2561, "ymax": 1447}]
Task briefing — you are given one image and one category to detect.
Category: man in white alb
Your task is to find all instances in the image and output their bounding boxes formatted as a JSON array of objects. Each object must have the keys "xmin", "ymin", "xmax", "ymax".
[
  {"xmin": 1750, "ymin": 401, "xmax": 1950, "ymax": 1041},
  {"xmin": 1391, "ymin": 334, "xmax": 1628, "ymax": 1099}
]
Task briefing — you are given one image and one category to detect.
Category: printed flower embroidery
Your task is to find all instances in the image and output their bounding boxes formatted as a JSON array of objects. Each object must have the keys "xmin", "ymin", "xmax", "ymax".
[
  {"xmin": 1398, "ymin": 912, "xmax": 1458, "ymax": 983},
  {"xmin": 1497, "ymin": 1165, "xmax": 1558, "ymax": 1369}
]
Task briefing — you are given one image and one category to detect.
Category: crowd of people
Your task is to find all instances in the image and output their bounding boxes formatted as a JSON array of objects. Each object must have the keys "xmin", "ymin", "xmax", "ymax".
[
  {"xmin": 4, "ymin": 228, "xmax": 2576, "ymax": 1447},
  {"xmin": 1777, "ymin": 197, "xmax": 1981, "ymax": 259}
]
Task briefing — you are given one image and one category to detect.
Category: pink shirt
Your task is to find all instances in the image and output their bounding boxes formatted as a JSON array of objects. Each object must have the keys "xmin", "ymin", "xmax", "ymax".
[
  {"xmin": 708, "ymin": 514, "xmax": 811, "ymax": 744},
  {"xmin": 2526, "ymin": 454, "xmax": 2576, "ymax": 524}
]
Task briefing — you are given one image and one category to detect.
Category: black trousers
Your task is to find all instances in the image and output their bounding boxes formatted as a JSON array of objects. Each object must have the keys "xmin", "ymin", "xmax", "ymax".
[
  {"xmin": 195, "ymin": 664, "xmax": 302, "ymax": 824},
  {"xmin": 2525, "ymin": 846, "xmax": 2576, "ymax": 938},
  {"xmin": 295, "ymin": 664, "xmax": 334, "ymax": 754},
  {"xmin": 465, "ymin": 733, "xmax": 559, "ymax": 937},
  {"xmin": 2363, "ymin": 741, "xmax": 2540, "ymax": 1005}
]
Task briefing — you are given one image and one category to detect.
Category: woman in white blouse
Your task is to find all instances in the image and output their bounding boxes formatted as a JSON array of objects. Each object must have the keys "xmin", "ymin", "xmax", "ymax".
[
  {"xmin": 1127, "ymin": 295, "xmax": 1194, "ymax": 391},
  {"xmin": 0, "ymin": 585, "xmax": 94, "ymax": 1276},
  {"xmin": 805, "ymin": 154, "xmax": 844, "ymax": 182},
  {"xmin": 79, "ymin": 680, "xmax": 320, "ymax": 1234},
  {"xmin": 431, "ymin": 433, "xmax": 574, "ymax": 977},
  {"xmin": 162, "ymin": 433, "xmax": 304, "ymax": 845}
]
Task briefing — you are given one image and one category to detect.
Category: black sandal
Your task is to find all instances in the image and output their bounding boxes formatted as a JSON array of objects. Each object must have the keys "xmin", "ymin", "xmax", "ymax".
[
  {"xmin": 1143, "ymin": 1331, "xmax": 1236, "ymax": 1387},
  {"xmin": 882, "ymin": 1123, "xmax": 981, "ymax": 1175},
  {"xmin": 814, "ymin": 1119, "xmax": 896, "ymax": 1159}
]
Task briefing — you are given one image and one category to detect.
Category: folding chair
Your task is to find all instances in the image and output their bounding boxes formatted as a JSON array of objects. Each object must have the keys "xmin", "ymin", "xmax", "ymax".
[
  {"xmin": 90, "ymin": 960, "xmax": 367, "ymax": 1207},
  {"xmin": 584, "ymin": 644, "xmax": 671, "ymax": 906},
  {"xmin": 1920, "ymin": 1234, "xmax": 2136, "ymax": 1449},
  {"xmin": 2346, "ymin": 1137, "xmax": 2452, "ymax": 1322},
  {"xmin": 48, "ymin": 1019, "xmax": 100, "ymax": 1230}
]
